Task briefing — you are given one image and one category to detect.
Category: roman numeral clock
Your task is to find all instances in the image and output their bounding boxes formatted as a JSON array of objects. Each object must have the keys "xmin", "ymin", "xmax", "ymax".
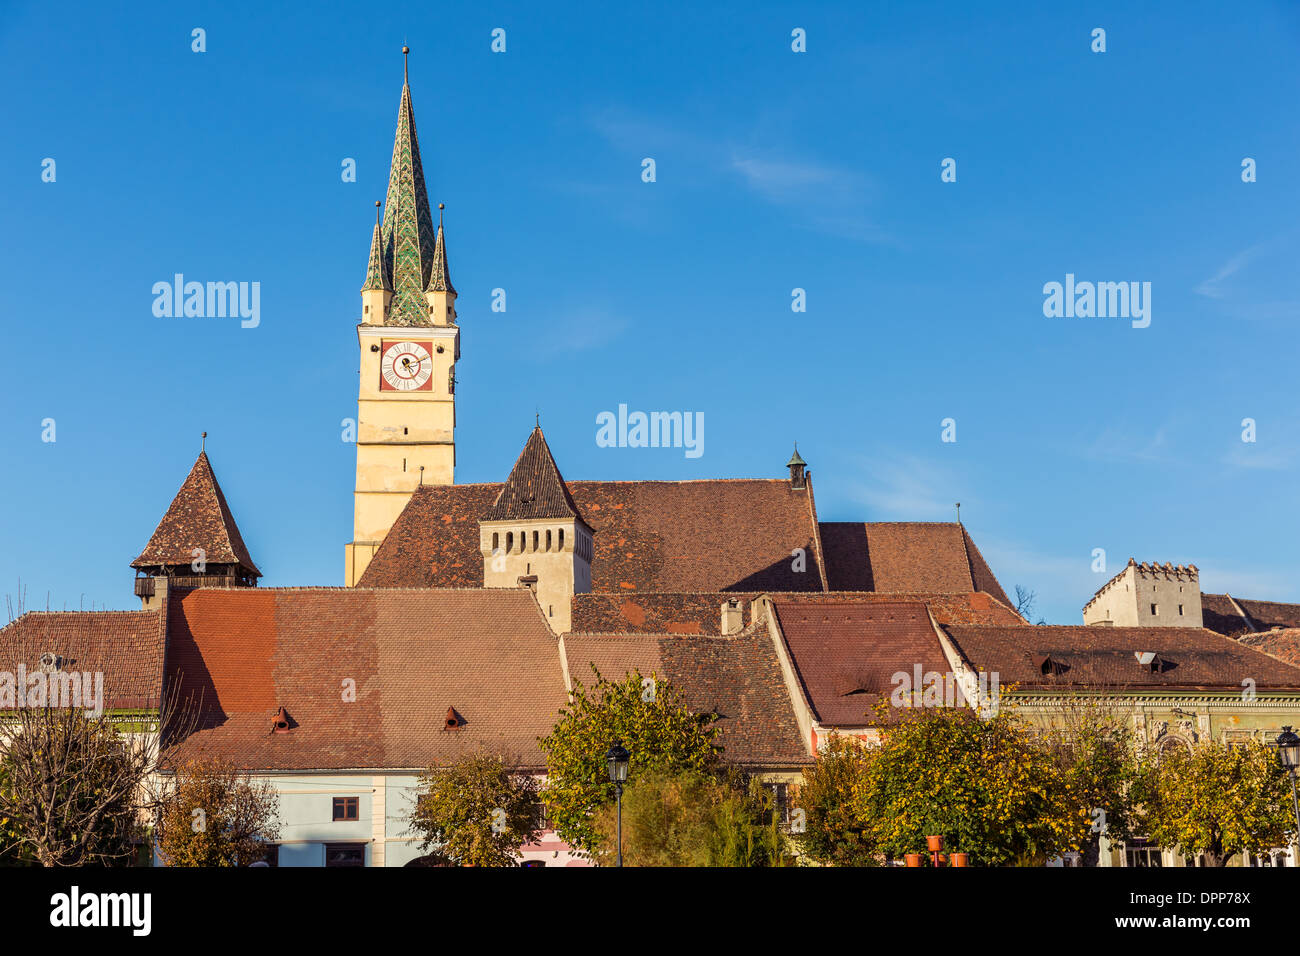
[{"xmin": 379, "ymin": 339, "xmax": 433, "ymax": 391}]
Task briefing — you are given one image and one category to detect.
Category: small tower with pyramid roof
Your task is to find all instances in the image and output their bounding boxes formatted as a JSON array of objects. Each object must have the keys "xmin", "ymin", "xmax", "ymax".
[
  {"xmin": 347, "ymin": 46, "xmax": 460, "ymax": 587},
  {"xmin": 479, "ymin": 427, "xmax": 593, "ymax": 634},
  {"xmin": 131, "ymin": 444, "xmax": 261, "ymax": 608}
]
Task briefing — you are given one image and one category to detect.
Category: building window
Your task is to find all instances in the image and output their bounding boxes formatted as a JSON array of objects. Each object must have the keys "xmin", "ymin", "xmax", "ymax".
[
  {"xmin": 546, "ymin": 529, "xmax": 552, "ymax": 551},
  {"xmin": 533, "ymin": 530, "xmax": 539, "ymax": 552},
  {"xmin": 1151, "ymin": 604, "xmax": 1158, "ymax": 615},
  {"xmin": 762, "ymin": 783, "xmax": 791, "ymax": 828},
  {"xmin": 324, "ymin": 843, "xmax": 366, "ymax": 867},
  {"xmin": 333, "ymin": 796, "xmax": 360, "ymax": 821},
  {"xmin": 1178, "ymin": 604, "xmax": 1184, "ymax": 616},
  {"xmin": 506, "ymin": 532, "xmax": 513, "ymax": 554},
  {"xmin": 1124, "ymin": 839, "xmax": 1163, "ymax": 867},
  {"xmin": 559, "ymin": 529, "xmax": 565, "ymax": 550},
  {"xmin": 492, "ymin": 532, "xmax": 499, "ymax": 551}
]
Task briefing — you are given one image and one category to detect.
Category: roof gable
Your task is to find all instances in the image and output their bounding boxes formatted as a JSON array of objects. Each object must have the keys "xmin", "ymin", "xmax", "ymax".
[{"xmin": 482, "ymin": 427, "xmax": 585, "ymax": 524}]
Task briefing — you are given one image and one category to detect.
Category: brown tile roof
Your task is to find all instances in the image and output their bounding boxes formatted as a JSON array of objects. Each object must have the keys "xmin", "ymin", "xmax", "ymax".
[
  {"xmin": 0, "ymin": 610, "xmax": 165, "ymax": 710},
  {"xmin": 572, "ymin": 589, "xmax": 1022, "ymax": 635},
  {"xmin": 1238, "ymin": 629, "xmax": 1300, "ymax": 669},
  {"xmin": 132, "ymin": 452, "xmax": 261, "ymax": 577},
  {"xmin": 770, "ymin": 599, "xmax": 952, "ymax": 727},
  {"xmin": 360, "ymin": 479, "xmax": 825, "ymax": 594},
  {"xmin": 818, "ymin": 522, "xmax": 1011, "ymax": 606},
  {"xmin": 164, "ymin": 588, "xmax": 569, "ymax": 771},
  {"xmin": 482, "ymin": 427, "xmax": 586, "ymax": 524},
  {"xmin": 563, "ymin": 626, "xmax": 810, "ymax": 767},
  {"xmin": 1201, "ymin": 594, "xmax": 1300, "ymax": 638},
  {"xmin": 941, "ymin": 624, "xmax": 1300, "ymax": 692}
]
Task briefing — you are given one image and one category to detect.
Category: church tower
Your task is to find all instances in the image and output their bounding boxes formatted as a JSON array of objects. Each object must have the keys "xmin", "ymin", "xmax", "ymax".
[{"xmin": 346, "ymin": 48, "xmax": 459, "ymax": 587}]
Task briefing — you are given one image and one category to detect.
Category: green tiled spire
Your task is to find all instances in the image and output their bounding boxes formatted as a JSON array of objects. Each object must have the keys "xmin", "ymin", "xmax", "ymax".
[
  {"xmin": 427, "ymin": 203, "xmax": 455, "ymax": 295},
  {"xmin": 380, "ymin": 48, "xmax": 437, "ymax": 326},
  {"xmin": 361, "ymin": 200, "xmax": 391, "ymax": 293}
]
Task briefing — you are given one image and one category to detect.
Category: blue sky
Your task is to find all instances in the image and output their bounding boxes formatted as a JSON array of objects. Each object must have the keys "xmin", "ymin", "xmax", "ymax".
[{"xmin": 1, "ymin": 0, "xmax": 1298, "ymax": 622}]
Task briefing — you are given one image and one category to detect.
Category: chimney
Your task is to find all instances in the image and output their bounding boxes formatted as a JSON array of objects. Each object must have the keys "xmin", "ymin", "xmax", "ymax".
[{"xmin": 721, "ymin": 599, "xmax": 744, "ymax": 635}]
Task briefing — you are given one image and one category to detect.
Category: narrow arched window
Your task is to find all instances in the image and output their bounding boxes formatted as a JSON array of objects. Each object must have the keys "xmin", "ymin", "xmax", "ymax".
[
  {"xmin": 546, "ymin": 529, "xmax": 553, "ymax": 551},
  {"xmin": 559, "ymin": 529, "xmax": 565, "ymax": 550},
  {"xmin": 506, "ymin": 532, "xmax": 513, "ymax": 553}
]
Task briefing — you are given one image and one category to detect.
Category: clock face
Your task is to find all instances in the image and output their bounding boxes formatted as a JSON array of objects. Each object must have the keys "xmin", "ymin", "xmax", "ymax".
[{"xmin": 380, "ymin": 340, "xmax": 433, "ymax": 391}]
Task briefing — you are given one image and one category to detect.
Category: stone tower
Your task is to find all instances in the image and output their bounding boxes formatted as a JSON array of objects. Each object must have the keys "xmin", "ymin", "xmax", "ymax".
[
  {"xmin": 479, "ymin": 428, "xmax": 594, "ymax": 634},
  {"xmin": 346, "ymin": 48, "xmax": 459, "ymax": 587}
]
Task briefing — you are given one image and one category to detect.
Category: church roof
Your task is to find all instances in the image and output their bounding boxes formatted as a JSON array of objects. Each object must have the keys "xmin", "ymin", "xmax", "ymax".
[
  {"xmin": 131, "ymin": 452, "xmax": 261, "ymax": 577},
  {"xmin": 1202, "ymin": 593, "xmax": 1300, "ymax": 638},
  {"xmin": 818, "ymin": 521, "xmax": 1011, "ymax": 606},
  {"xmin": 380, "ymin": 51, "xmax": 438, "ymax": 326},
  {"xmin": 482, "ymin": 427, "xmax": 585, "ymax": 524},
  {"xmin": 360, "ymin": 478, "xmax": 825, "ymax": 593},
  {"xmin": 163, "ymin": 587, "xmax": 568, "ymax": 771}
]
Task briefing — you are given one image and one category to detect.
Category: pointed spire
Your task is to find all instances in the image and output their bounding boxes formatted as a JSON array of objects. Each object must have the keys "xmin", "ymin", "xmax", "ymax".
[
  {"xmin": 483, "ymin": 427, "xmax": 587, "ymax": 524},
  {"xmin": 380, "ymin": 46, "xmax": 437, "ymax": 326},
  {"xmin": 427, "ymin": 202, "xmax": 455, "ymax": 294},
  {"xmin": 361, "ymin": 200, "xmax": 391, "ymax": 293},
  {"xmin": 131, "ymin": 451, "xmax": 261, "ymax": 577}
]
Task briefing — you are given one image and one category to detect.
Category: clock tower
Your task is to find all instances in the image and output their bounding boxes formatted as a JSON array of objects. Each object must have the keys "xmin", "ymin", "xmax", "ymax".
[{"xmin": 345, "ymin": 48, "xmax": 459, "ymax": 586}]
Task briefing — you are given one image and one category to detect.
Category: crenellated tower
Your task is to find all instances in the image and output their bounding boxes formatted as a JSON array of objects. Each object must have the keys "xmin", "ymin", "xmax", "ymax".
[{"xmin": 346, "ymin": 47, "xmax": 459, "ymax": 586}]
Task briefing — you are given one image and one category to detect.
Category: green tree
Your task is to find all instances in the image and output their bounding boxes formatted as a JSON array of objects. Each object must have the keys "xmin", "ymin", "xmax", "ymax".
[
  {"xmin": 409, "ymin": 752, "xmax": 540, "ymax": 867},
  {"xmin": 792, "ymin": 734, "xmax": 879, "ymax": 866},
  {"xmin": 589, "ymin": 769, "xmax": 791, "ymax": 867},
  {"xmin": 156, "ymin": 757, "xmax": 280, "ymax": 867},
  {"xmin": 1138, "ymin": 738, "xmax": 1292, "ymax": 867},
  {"xmin": 854, "ymin": 709, "xmax": 1084, "ymax": 866},
  {"xmin": 539, "ymin": 667, "xmax": 720, "ymax": 853}
]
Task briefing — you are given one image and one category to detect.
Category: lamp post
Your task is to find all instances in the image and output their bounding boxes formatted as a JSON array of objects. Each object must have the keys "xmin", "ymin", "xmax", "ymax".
[
  {"xmin": 1276, "ymin": 726, "xmax": 1300, "ymax": 863},
  {"xmin": 606, "ymin": 740, "xmax": 630, "ymax": 867}
]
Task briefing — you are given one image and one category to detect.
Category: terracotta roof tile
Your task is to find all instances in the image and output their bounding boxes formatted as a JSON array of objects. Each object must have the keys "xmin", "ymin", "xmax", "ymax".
[
  {"xmin": 771, "ymin": 599, "xmax": 952, "ymax": 727},
  {"xmin": 132, "ymin": 452, "xmax": 260, "ymax": 577},
  {"xmin": 0, "ymin": 610, "xmax": 165, "ymax": 710},
  {"xmin": 942, "ymin": 624, "xmax": 1300, "ymax": 691},
  {"xmin": 483, "ymin": 427, "xmax": 584, "ymax": 523},
  {"xmin": 165, "ymin": 588, "xmax": 568, "ymax": 771},
  {"xmin": 563, "ymin": 626, "xmax": 810, "ymax": 767}
]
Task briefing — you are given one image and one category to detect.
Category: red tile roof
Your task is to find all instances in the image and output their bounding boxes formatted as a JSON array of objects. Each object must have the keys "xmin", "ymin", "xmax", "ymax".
[
  {"xmin": 164, "ymin": 587, "xmax": 569, "ymax": 771},
  {"xmin": 1238, "ymin": 629, "xmax": 1300, "ymax": 670},
  {"xmin": 0, "ymin": 610, "xmax": 165, "ymax": 710},
  {"xmin": 1201, "ymin": 593, "xmax": 1300, "ymax": 637},
  {"xmin": 942, "ymin": 624, "xmax": 1300, "ymax": 691},
  {"xmin": 818, "ymin": 522, "xmax": 1011, "ymax": 606},
  {"xmin": 360, "ymin": 479, "xmax": 825, "ymax": 594},
  {"xmin": 563, "ymin": 626, "xmax": 810, "ymax": 767},
  {"xmin": 132, "ymin": 452, "xmax": 261, "ymax": 577},
  {"xmin": 770, "ymin": 599, "xmax": 952, "ymax": 727}
]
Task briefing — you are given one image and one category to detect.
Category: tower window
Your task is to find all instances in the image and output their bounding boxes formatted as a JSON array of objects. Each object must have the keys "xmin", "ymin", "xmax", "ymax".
[
  {"xmin": 1178, "ymin": 605, "xmax": 1184, "ymax": 615},
  {"xmin": 506, "ymin": 532, "xmax": 513, "ymax": 553},
  {"xmin": 546, "ymin": 529, "xmax": 552, "ymax": 551},
  {"xmin": 533, "ymin": 530, "xmax": 539, "ymax": 552},
  {"xmin": 492, "ymin": 532, "xmax": 499, "ymax": 551},
  {"xmin": 559, "ymin": 529, "xmax": 565, "ymax": 550},
  {"xmin": 403, "ymin": 427, "xmax": 408, "ymax": 435},
  {"xmin": 1151, "ymin": 604, "xmax": 1158, "ymax": 615}
]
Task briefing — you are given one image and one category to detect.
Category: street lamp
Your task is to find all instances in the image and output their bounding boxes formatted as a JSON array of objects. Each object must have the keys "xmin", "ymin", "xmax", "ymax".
[
  {"xmin": 1277, "ymin": 726, "xmax": 1300, "ymax": 861},
  {"xmin": 606, "ymin": 740, "xmax": 630, "ymax": 867}
]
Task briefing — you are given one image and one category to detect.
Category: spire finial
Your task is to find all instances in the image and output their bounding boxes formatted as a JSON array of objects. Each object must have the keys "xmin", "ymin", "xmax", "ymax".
[
  {"xmin": 438, "ymin": 201, "xmax": 445, "ymax": 229},
  {"xmin": 402, "ymin": 45, "xmax": 410, "ymax": 83},
  {"xmin": 955, "ymin": 502, "xmax": 961, "ymax": 523},
  {"xmin": 201, "ymin": 431, "xmax": 207, "ymax": 452},
  {"xmin": 374, "ymin": 199, "xmax": 381, "ymax": 225}
]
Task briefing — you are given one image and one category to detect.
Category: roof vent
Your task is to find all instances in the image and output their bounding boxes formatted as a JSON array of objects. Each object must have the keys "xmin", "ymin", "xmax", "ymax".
[
  {"xmin": 1031, "ymin": 653, "xmax": 1065, "ymax": 676},
  {"xmin": 445, "ymin": 706, "xmax": 463, "ymax": 730},
  {"xmin": 38, "ymin": 652, "xmax": 63, "ymax": 674},
  {"xmin": 1134, "ymin": 651, "xmax": 1166, "ymax": 673},
  {"xmin": 271, "ymin": 706, "xmax": 291, "ymax": 734}
]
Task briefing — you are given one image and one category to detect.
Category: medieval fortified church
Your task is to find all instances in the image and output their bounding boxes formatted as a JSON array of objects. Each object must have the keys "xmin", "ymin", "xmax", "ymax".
[{"xmin": 6, "ymin": 53, "xmax": 1300, "ymax": 867}]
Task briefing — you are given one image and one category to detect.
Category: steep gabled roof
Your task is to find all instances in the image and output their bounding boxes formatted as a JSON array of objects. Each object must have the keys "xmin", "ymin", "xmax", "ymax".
[
  {"xmin": 1202, "ymin": 593, "xmax": 1300, "ymax": 637},
  {"xmin": 131, "ymin": 452, "xmax": 261, "ymax": 577},
  {"xmin": 770, "ymin": 599, "xmax": 952, "ymax": 727},
  {"xmin": 818, "ymin": 521, "xmax": 1011, "ymax": 606},
  {"xmin": 482, "ymin": 427, "xmax": 585, "ymax": 524}
]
